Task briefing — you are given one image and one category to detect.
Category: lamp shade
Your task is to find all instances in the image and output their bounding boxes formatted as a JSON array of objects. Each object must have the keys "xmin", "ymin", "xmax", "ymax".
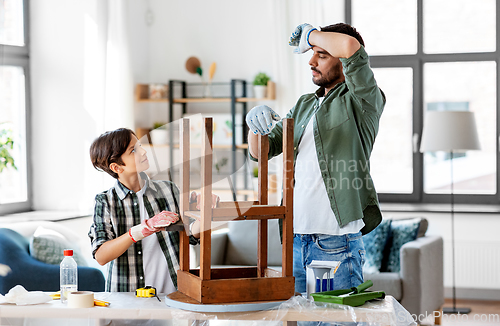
[{"xmin": 420, "ymin": 111, "xmax": 481, "ymax": 152}]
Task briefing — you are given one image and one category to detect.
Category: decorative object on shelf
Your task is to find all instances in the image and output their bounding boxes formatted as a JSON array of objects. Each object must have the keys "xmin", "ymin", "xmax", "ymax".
[
  {"xmin": 150, "ymin": 122, "xmax": 169, "ymax": 145},
  {"xmin": 0, "ymin": 126, "xmax": 17, "ymax": 173},
  {"xmin": 136, "ymin": 128, "xmax": 152, "ymax": 144},
  {"xmin": 420, "ymin": 110, "xmax": 480, "ymax": 315},
  {"xmin": 206, "ymin": 62, "xmax": 217, "ymax": 98},
  {"xmin": 185, "ymin": 56, "xmax": 203, "ymax": 77},
  {"xmin": 148, "ymin": 84, "xmax": 168, "ymax": 99},
  {"xmin": 186, "ymin": 56, "xmax": 215, "ymax": 98},
  {"xmin": 253, "ymin": 72, "xmax": 271, "ymax": 99}
]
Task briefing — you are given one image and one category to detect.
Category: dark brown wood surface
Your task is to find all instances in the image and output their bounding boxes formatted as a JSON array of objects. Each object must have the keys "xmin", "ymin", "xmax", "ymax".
[
  {"xmin": 179, "ymin": 118, "xmax": 190, "ymax": 272},
  {"xmin": 200, "ymin": 118, "xmax": 213, "ymax": 280},
  {"xmin": 282, "ymin": 119, "xmax": 294, "ymax": 277},
  {"xmin": 258, "ymin": 134, "xmax": 269, "ymax": 277}
]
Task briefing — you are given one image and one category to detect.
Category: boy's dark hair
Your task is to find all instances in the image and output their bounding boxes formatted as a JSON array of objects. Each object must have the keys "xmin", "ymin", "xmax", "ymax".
[
  {"xmin": 90, "ymin": 128, "xmax": 136, "ymax": 179},
  {"xmin": 320, "ymin": 23, "xmax": 365, "ymax": 47}
]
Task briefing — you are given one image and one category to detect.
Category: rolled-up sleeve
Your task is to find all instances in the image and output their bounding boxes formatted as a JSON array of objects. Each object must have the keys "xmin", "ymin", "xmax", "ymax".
[
  {"xmin": 340, "ymin": 45, "xmax": 385, "ymax": 117},
  {"xmin": 88, "ymin": 194, "xmax": 115, "ymax": 258}
]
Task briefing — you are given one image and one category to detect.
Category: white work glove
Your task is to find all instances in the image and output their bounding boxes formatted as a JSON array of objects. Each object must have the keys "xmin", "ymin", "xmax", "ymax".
[
  {"xmin": 246, "ymin": 105, "xmax": 281, "ymax": 135},
  {"xmin": 129, "ymin": 210, "xmax": 179, "ymax": 243},
  {"xmin": 289, "ymin": 23, "xmax": 317, "ymax": 54}
]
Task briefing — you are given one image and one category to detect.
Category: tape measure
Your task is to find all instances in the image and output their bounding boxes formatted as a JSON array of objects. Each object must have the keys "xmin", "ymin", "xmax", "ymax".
[{"xmin": 136, "ymin": 286, "xmax": 161, "ymax": 302}]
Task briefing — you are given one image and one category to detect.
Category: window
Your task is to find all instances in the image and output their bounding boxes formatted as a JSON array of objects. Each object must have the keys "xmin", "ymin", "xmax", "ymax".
[
  {"xmin": 0, "ymin": 0, "xmax": 31, "ymax": 214},
  {"xmin": 351, "ymin": 0, "xmax": 498, "ymax": 204}
]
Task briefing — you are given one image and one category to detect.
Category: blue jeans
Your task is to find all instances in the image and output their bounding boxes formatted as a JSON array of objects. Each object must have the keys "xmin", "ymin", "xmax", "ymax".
[{"xmin": 293, "ymin": 232, "xmax": 365, "ymax": 293}]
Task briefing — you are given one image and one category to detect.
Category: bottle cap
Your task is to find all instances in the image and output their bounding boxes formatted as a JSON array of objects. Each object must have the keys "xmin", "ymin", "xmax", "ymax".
[{"xmin": 63, "ymin": 249, "xmax": 73, "ymax": 256}]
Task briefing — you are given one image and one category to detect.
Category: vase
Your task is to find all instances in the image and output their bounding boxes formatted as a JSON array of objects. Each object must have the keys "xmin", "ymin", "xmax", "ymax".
[
  {"xmin": 150, "ymin": 129, "xmax": 168, "ymax": 145},
  {"xmin": 253, "ymin": 85, "xmax": 267, "ymax": 99}
]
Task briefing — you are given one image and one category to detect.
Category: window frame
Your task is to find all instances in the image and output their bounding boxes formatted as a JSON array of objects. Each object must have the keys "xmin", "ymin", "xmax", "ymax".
[
  {"xmin": 348, "ymin": 0, "xmax": 500, "ymax": 204},
  {"xmin": 0, "ymin": 0, "xmax": 32, "ymax": 214}
]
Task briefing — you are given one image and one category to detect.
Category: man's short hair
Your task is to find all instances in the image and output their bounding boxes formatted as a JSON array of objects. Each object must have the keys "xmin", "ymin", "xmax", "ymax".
[
  {"xmin": 320, "ymin": 23, "xmax": 365, "ymax": 47},
  {"xmin": 90, "ymin": 128, "xmax": 136, "ymax": 179}
]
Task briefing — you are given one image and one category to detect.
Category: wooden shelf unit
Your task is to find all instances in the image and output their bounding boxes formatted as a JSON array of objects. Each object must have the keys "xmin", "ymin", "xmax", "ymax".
[
  {"xmin": 135, "ymin": 79, "xmax": 276, "ymax": 200},
  {"xmin": 135, "ymin": 81, "xmax": 276, "ymax": 103},
  {"xmin": 144, "ymin": 143, "xmax": 248, "ymax": 150}
]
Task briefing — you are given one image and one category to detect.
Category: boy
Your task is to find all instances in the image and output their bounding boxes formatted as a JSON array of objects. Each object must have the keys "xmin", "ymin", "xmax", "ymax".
[{"xmin": 89, "ymin": 128, "xmax": 218, "ymax": 293}]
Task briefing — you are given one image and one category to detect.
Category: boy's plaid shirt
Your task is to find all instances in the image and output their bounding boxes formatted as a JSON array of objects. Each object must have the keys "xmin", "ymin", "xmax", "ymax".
[{"xmin": 88, "ymin": 173, "xmax": 198, "ymax": 292}]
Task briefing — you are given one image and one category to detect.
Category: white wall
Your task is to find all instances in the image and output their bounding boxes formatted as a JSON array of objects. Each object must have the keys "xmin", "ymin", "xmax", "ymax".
[
  {"xmin": 133, "ymin": 0, "xmax": 278, "ymax": 129},
  {"xmin": 29, "ymin": 0, "xmax": 282, "ymax": 213}
]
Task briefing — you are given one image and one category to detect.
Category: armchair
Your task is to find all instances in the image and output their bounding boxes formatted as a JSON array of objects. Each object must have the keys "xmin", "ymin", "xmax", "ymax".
[{"xmin": 0, "ymin": 228, "xmax": 104, "ymax": 295}]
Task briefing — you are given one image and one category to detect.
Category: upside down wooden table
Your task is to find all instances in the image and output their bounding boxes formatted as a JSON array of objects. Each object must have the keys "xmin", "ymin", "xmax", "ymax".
[{"xmin": 0, "ymin": 292, "xmax": 416, "ymax": 326}]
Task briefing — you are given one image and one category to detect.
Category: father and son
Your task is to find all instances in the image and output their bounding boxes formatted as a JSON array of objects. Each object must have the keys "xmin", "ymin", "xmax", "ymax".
[{"xmin": 88, "ymin": 22, "xmax": 385, "ymax": 295}]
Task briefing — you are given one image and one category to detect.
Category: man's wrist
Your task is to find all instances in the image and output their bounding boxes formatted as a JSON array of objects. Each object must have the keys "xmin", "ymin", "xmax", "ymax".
[{"xmin": 306, "ymin": 28, "xmax": 318, "ymax": 47}]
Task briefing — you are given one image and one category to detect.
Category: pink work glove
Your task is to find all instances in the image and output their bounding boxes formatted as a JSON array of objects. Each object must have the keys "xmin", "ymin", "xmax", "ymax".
[{"xmin": 129, "ymin": 211, "xmax": 179, "ymax": 243}]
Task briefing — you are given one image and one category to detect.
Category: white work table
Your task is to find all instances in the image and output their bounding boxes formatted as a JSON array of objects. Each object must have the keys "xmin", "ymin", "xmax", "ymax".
[{"xmin": 0, "ymin": 292, "xmax": 416, "ymax": 326}]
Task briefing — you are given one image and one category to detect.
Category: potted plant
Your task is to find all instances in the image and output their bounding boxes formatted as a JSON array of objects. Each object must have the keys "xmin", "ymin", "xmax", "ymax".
[
  {"xmin": 215, "ymin": 157, "xmax": 228, "ymax": 174},
  {"xmin": 150, "ymin": 122, "xmax": 168, "ymax": 145},
  {"xmin": 0, "ymin": 127, "xmax": 17, "ymax": 173},
  {"xmin": 253, "ymin": 72, "xmax": 270, "ymax": 99}
]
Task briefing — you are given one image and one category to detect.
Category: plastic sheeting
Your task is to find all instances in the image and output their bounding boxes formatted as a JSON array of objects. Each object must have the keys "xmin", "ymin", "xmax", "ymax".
[
  {"xmin": 166, "ymin": 295, "xmax": 417, "ymax": 326},
  {"xmin": 0, "ymin": 292, "xmax": 417, "ymax": 326}
]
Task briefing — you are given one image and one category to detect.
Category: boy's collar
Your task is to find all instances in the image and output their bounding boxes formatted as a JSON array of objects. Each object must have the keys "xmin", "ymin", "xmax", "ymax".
[{"xmin": 114, "ymin": 172, "xmax": 158, "ymax": 200}]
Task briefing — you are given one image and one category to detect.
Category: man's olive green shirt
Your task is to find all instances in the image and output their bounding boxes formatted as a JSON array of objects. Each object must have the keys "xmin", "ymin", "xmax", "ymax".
[{"xmin": 252, "ymin": 46, "xmax": 385, "ymax": 235}]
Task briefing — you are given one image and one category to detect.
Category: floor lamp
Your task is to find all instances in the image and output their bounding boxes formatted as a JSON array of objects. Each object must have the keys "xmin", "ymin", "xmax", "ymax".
[{"xmin": 420, "ymin": 111, "xmax": 480, "ymax": 314}]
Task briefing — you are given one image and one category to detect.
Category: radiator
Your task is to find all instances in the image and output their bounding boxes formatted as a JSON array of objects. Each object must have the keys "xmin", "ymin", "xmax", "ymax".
[{"xmin": 444, "ymin": 240, "xmax": 500, "ymax": 289}]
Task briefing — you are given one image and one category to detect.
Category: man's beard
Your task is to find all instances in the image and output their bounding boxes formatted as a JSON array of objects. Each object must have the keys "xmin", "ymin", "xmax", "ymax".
[{"xmin": 312, "ymin": 62, "xmax": 343, "ymax": 89}]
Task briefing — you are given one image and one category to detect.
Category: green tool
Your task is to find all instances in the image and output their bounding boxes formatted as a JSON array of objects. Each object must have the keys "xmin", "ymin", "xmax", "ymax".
[{"xmin": 310, "ymin": 280, "xmax": 385, "ymax": 307}]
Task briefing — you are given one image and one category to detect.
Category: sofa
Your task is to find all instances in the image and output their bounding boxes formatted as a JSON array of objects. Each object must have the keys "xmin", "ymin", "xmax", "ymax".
[
  {"xmin": 0, "ymin": 221, "xmax": 105, "ymax": 295},
  {"xmin": 205, "ymin": 217, "xmax": 444, "ymax": 321}
]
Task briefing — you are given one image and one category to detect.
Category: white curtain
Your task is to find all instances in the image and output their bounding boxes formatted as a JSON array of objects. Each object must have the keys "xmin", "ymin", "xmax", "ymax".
[
  {"xmin": 83, "ymin": 0, "xmax": 134, "ymax": 133},
  {"xmin": 82, "ymin": 0, "xmax": 134, "ymax": 210},
  {"xmin": 104, "ymin": 0, "xmax": 134, "ymax": 131}
]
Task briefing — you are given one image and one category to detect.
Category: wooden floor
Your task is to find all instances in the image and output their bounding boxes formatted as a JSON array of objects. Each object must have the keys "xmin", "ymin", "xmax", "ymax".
[{"xmin": 425, "ymin": 299, "xmax": 500, "ymax": 326}]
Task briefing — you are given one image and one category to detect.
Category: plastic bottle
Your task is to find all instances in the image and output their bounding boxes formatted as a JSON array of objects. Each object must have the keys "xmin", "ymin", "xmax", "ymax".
[{"xmin": 60, "ymin": 249, "xmax": 78, "ymax": 303}]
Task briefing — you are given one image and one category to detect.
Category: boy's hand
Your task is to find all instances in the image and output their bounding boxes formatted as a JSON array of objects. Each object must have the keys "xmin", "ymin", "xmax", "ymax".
[
  {"xmin": 289, "ymin": 23, "xmax": 317, "ymax": 54},
  {"xmin": 190, "ymin": 191, "xmax": 220, "ymax": 210},
  {"xmin": 128, "ymin": 211, "xmax": 179, "ymax": 242}
]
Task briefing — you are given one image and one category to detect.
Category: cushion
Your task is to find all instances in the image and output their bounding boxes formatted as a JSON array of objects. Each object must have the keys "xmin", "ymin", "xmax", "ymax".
[
  {"xmin": 416, "ymin": 217, "xmax": 428, "ymax": 238},
  {"xmin": 363, "ymin": 272, "xmax": 402, "ymax": 300},
  {"xmin": 385, "ymin": 218, "xmax": 421, "ymax": 273},
  {"xmin": 225, "ymin": 220, "xmax": 282, "ymax": 266},
  {"xmin": 29, "ymin": 226, "xmax": 88, "ymax": 266},
  {"xmin": 362, "ymin": 219, "xmax": 392, "ymax": 274}
]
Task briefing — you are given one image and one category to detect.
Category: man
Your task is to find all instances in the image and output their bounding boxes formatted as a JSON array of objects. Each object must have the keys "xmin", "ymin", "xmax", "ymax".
[{"xmin": 246, "ymin": 23, "xmax": 385, "ymax": 293}]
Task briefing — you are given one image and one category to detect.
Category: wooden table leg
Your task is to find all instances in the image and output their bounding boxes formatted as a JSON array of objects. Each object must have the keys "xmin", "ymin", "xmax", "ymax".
[
  {"xmin": 434, "ymin": 308, "xmax": 442, "ymax": 325},
  {"xmin": 283, "ymin": 321, "xmax": 297, "ymax": 326}
]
